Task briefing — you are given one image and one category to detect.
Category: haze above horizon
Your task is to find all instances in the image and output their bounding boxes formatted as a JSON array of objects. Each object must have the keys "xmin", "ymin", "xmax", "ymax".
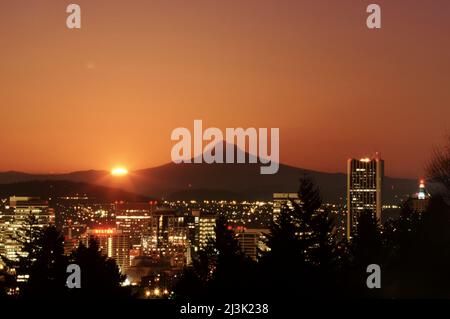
[{"xmin": 1, "ymin": 1, "xmax": 449, "ymax": 179}]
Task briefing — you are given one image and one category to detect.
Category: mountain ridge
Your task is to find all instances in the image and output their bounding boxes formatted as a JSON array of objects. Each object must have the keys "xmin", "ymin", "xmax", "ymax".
[
  {"xmin": 0, "ymin": 164, "xmax": 417, "ymax": 203},
  {"xmin": 0, "ymin": 142, "xmax": 418, "ymax": 202}
]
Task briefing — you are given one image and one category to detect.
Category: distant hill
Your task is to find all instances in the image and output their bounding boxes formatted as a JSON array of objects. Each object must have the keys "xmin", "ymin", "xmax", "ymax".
[
  {"xmin": 0, "ymin": 180, "xmax": 150, "ymax": 202},
  {"xmin": 132, "ymin": 162, "xmax": 417, "ymax": 203},
  {"xmin": 0, "ymin": 144, "xmax": 419, "ymax": 203}
]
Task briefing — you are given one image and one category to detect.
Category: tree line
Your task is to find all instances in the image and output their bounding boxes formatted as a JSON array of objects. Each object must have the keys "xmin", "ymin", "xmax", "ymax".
[
  {"xmin": 174, "ymin": 137, "xmax": 450, "ymax": 300},
  {"xmin": 174, "ymin": 178, "xmax": 450, "ymax": 300}
]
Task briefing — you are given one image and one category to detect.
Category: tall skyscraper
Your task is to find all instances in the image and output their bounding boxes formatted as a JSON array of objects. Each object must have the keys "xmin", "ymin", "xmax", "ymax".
[
  {"xmin": 346, "ymin": 155, "xmax": 384, "ymax": 239},
  {"xmin": 189, "ymin": 210, "xmax": 216, "ymax": 251},
  {"xmin": 143, "ymin": 209, "xmax": 188, "ymax": 269}
]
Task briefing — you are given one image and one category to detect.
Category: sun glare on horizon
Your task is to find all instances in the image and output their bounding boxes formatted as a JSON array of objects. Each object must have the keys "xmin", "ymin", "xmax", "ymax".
[{"xmin": 111, "ymin": 167, "xmax": 128, "ymax": 176}]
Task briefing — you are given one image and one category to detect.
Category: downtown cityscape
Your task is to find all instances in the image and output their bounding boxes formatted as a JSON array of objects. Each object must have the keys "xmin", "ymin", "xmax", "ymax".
[
  {"xmin": 0, "ymin": 155, "xmax": 430, "ymax": 298},
  {"xmin": 1, "ymin": 0, "xmax": 450, "ymax": 316}
]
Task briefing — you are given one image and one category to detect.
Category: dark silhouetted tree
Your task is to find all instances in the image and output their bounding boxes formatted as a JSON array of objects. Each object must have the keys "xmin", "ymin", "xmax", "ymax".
[
  {"xmin": 262, "ymin": 177, "xmax": 341, "ymax": 299},
  {"xmin": 68, "ymin": 238, "xmax": 130, "ymax": 299},
  {"xmin": 208, "ymin": 216, "xmax": 257, "ymax": 299},
  {"xmin": 21, "ymin": 226, "xmax": 69, "ymax": 298},
  {"xmin": 427, "ymin": 134, "xmax": 450, "ymax": 196},
  {"xmin": 174, "ymin": 215, "xmax": 256, "ymax": 301},
  {"xmin": 343, "ymin": 210, "xmax": 384, "ymax": 298},
  {"xmin": 385, "ymin": 195, "xmax": 450, "ymax": 298}
]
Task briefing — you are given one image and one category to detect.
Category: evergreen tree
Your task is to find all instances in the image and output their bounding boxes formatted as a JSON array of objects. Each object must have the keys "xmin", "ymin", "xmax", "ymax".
[
  {"xmin": 390, "ymin": 195, "xmax": 450, "ymax": 298},
  {"xmin": 344, "ymin": 210, "xmax": 384, "ymax": 298},
  {"xmin": 427, "ymin": 134, "xmax": 450, "ymax": 196},
  {"xmin": 208, "ymin": 216, "xmax": 256, "ymax": 300},
  {"xmin": 262, "ymin": 202, "xmax": 310, "ymax": 299},
  {"xmin": 173, "ymin": 241, "xmax": 215, "ymax": 301},
  {"xmin": 21, "ymin": 226, "xmax": 69, "ymax": 298},
  {"xmin": 174, "ymin": 215, "xmax": 256, "ymax": 301},
  {"xmin": 262, "ymin": 177, "xmax": 341, "ymax": 299},
  {"xmin": 68, "ymin": 239, "xmax": 130, "ymax": 299}
]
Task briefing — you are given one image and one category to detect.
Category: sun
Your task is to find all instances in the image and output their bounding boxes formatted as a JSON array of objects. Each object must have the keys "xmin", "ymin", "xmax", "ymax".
[{"xmin": 111, "ymin": 167, "xmax": 128, "ymax": 176}]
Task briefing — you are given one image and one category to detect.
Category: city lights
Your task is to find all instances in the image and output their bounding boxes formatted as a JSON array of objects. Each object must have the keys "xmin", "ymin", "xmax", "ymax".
[{"xmin": 0, "ymin": 0, "xmax": 448, "ymax": 310}]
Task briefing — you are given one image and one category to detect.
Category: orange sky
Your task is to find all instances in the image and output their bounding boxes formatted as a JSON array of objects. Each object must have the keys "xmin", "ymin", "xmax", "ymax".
[{"xmin": 0, "ymin": 0, "xmax": 449, "ymax": 178}]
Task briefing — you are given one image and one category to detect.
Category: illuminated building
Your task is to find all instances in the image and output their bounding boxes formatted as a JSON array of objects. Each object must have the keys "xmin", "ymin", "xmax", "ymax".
[
  {"xmin": 235, "ymin": 227, "xmax": 269, "ymax": 261},
  {"xmin": 272, "ymin": 193, "xmax": 300, "ymax": 220},
  {"xmin": 144, "ymin": 209, "xmax": 188, "ymax": 269},
  {"xmin": 347, "ymin": 155, "xmax": 384, "ymax": 239},
  {"xmin": 191, "ymin": 210, "xmax": 216, "ymax": 250},
  {"xmin": 147, "ymin": 210, "xmax": 187, "ymax": 249},
  {"xmin": 83, "ymin": 228, "xmax": 130, "ymax": 272},
  {"xmin": 409, "ymin": 179, "xmax": 431, "ymax": 213},
  {"xmin": 418, "ymin": 179, "xmax": 429, "ymax": 200},
  {"xmin": 0, "ymin": 197, "xmax": 54, "ymax": 263},
  {"xmin": 115, "ymin": 202, "xmax": 156, "ymax": 247}
]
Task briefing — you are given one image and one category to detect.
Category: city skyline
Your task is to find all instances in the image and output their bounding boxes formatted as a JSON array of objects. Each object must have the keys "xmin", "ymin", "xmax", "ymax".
[
  {"xmin": 2, "ymin": 0, "xmax": 450, "ymax": 306},
  {"xmin": 1, "ymin": 1, "xmax": 450, "ymax": 177}
]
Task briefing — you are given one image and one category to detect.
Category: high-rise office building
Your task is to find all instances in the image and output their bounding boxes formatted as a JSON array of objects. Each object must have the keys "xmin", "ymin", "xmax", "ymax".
[
  {"xmin": 83, "ymin": 228, "xmax": 130, "ymax": 272},
  {"xmin": 183, "ymin": 210, "xmax": 216, "ymax": 265},
  {"xmin": 0, "ymin": 197, "xmax": 54, "ymax": 264},
  {"xmin": 190, "ymin": 210, "xmax": 216, "ymax": 250},
  {"xmin": 115, "ymin": 202, "xmax": 156, "ymax": 247},
  {"xmin": 146, "ymin": 210, "xmax": 187, "ymax": 249},
  {"xmin": 143, "ymin": 209, "xmax": 188, "ymax": 269},
  {"xmin": 347, "ymin": 156, "xmax": 384, "ymax": 239}
]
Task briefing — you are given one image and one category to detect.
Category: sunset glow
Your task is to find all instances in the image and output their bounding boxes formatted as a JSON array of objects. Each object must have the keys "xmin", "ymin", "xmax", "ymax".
[
  {"xmin": 0, "ymin": 1, "xmax": 449, "ymax": 178},
  {"xmin": 111, "ymin": 167, "xmax": 128, "ymax": 176}
]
